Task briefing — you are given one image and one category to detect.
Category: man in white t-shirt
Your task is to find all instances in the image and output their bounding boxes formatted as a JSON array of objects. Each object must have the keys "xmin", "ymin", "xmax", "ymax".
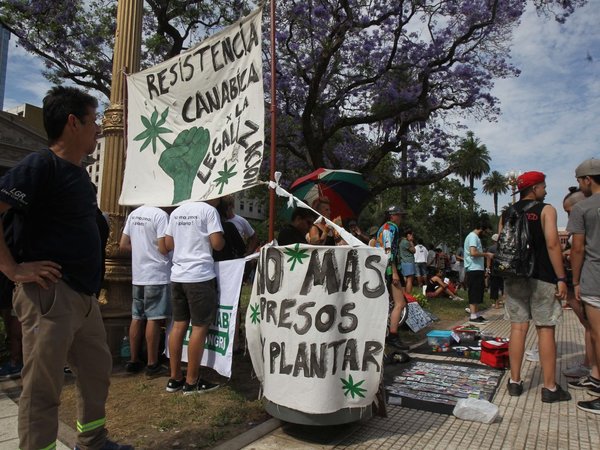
[
  {"xmin": 120, "ymin": 205, "xmax": 172, "ymax": 378},
  {"xmin": 164, "ymin": 200, "xmax": 224, "ymax": 395},
  {"xmin": 414, "ymin": 240, "xmax": 429, "ymax": 287}
]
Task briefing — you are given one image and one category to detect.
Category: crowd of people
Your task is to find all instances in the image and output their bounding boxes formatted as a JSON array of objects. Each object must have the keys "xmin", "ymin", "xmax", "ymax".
[{"xmin": 0, "ymin": 85, "xmax": 599, "ymax": 450}]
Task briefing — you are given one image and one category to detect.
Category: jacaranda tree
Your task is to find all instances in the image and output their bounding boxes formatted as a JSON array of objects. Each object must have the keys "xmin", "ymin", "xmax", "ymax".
[{"xmin": 0, "ymin": 0, "xmax": 587, "ymax": 198}]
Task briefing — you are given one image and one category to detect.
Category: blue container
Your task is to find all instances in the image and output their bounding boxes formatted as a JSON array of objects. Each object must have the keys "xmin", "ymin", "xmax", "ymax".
[{"xmin": 426, "ymin": 330, "xmax": 453, "ymax": 352}]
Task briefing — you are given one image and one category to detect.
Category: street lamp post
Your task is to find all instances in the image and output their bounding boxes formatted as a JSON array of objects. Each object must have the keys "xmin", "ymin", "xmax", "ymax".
[{"xmin": 505, "ymin": 170, "xmax": 521, "ymax": 204}]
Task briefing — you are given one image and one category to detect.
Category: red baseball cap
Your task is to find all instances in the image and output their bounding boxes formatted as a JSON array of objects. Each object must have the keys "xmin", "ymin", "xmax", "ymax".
[{"xmin": 517, "ymin": 171, "xmax": 545, "ymax": 192}]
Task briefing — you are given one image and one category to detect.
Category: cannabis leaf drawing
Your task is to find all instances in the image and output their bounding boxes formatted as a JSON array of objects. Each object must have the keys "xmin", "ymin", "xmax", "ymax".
[
  {"xmin": 134, "ymin": 107, "xmax": 172, "ymax": 154},
  {"xmin": 214, "ymin": 161, "xmax": 238, "ymax": 194},
  {"xmin": 158, "ymin": 126, "xmax": 210, "ymax": 203},
  {"xmin": 340, "ymin": 374, "xmax": 367, "ymax": 399},
  {"xmin": 283, "ymin": 243, "xmax": 309, "ymax": 271},
  {"xmin": 249, "ymin": 303, "xmax": 260, "ymax": 324}
]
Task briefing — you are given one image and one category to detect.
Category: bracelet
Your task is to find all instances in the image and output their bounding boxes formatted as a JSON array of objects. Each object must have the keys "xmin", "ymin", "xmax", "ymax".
[
  {"xmin": 556, "ymin": 277, "xmax": 567, "ymax": 283},
  {"xmin": 572, "ymin": 281, "xmax": 580, "ymax": 286}
]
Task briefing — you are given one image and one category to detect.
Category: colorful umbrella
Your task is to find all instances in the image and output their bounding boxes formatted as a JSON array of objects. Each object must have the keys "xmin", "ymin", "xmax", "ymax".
[{"xmin": 289, "ymin": 168, "xmax": 370, "ymax": 220}]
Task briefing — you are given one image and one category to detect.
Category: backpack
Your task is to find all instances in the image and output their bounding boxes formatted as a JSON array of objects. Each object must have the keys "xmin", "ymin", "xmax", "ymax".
[{"xmin": 492, "ymin": 201, "xmax": 538, "ymax": 278}]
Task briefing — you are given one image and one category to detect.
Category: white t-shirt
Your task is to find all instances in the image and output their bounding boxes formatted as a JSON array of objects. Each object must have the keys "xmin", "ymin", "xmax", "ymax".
[
  {"xmin": 414, "ymin": 244, "xmax": 428, "ymax": 264},
  {"xmin": 228, "ymin": 214, "xmax": 255, "ymax": 242},
  {"xmin": 166, "ymin": 202, "xmax": 223, "ymax": 283},
  {"xmin": 123, "ymin": 206, "xmax": 171, "ymax": 285}
]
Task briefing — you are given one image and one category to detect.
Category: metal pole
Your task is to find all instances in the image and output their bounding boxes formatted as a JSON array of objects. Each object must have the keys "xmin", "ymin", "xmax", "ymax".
[{"xmin": 268, "ymin": 0, "xmax": 277, "ymax": 242}]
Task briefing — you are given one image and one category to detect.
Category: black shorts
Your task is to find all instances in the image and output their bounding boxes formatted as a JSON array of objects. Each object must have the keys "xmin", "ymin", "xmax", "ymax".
[
  {"xmin": 171, "ymin": 279, "xmax": 218, "ymax": 326},
  {"xmin": 466, "ymin": 270, "xmax": 485, "ymax": 304}
]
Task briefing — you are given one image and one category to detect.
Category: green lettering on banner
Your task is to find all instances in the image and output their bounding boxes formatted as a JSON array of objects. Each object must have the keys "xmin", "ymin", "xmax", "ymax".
[{"xmin": 205, "ymin": 330, "xmax": 230, "ymax": 355}]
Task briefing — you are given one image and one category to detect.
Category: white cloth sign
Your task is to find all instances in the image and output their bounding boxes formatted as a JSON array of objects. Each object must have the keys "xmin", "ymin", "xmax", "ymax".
[
  {"xmin": 246, "ymin": 245, "xmax": 388, "ymax": 414},
  {"xmin": 120, "ymin": 7, "xmax": 264, "ymax": 206},
  {"xmin": 167, "ymin": 259, "xmax": 245, "ymax": 378}
]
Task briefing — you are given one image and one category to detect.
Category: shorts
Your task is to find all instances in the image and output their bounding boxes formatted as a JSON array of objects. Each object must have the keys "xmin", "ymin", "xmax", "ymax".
[
  {"xmin": 132, "ymin": 284, "xmax": 171, "ymax": 320},
  {"xmin": 581, "ymin": 295, "xmax": 600, "ymax": 309},
  {"xmin": 466, "ymin": 270, "xmax": 485, "ymax": 305},
  {"xmin": 401, "ymin": 262, "xmax": 416, "ymax": 277},
  {"xmin": 171, "ymin": 279, "xmax": 218, "ymax": 326},
  {"xmin": 504, "ymin": 278, "xmax": 562, "ymax": 326},
  {"xmin": 415, "ymin": 263, "xmax": 428, "ymax": 277}
]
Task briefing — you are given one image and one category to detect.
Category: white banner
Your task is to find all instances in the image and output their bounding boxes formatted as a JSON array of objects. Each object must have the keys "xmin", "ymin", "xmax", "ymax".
[
  {"xmin": 120, "ymin": 6, "xmax": 264, "ymax": 206},
  {"xmin": 246, "ymin": 245, "xmax": 389, "ymax": 414},
  {"xmin": 167, "ymin": 258, "xmax": 245, "ymax": 378}
]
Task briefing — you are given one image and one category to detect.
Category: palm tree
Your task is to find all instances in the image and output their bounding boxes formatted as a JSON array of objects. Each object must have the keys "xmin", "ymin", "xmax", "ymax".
[
  {"xmin": 482, "ymin": 171, "xmax": 509, "ymax": 216},
  {"xmin": 451, "ymin": 131, "xmax": 491, "ymax": 214}
]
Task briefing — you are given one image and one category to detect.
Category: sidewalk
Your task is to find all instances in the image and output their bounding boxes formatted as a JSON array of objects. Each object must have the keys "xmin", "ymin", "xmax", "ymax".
[{"xmin": 243, "ymin": 307, "xmax": 600, "ymax": 450}]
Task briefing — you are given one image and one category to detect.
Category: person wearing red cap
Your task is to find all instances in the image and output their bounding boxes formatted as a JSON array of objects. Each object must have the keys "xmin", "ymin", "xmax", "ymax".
[
  {"xmin": 500, "ymin": 171, "xmax": 570, "ymax": 403},
  {"xmin": 566, "ymin": 158, "xmax": 600, "ymax": 414}
]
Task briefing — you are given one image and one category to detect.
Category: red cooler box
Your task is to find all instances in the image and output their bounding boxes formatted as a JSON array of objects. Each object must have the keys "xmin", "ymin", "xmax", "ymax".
[{"xmin": 480, "ymin": 340, "xmax": 509, "ymax": 369}]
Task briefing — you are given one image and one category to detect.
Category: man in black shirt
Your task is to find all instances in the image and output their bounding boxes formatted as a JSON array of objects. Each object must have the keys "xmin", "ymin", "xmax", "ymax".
[
  {"xmin": 499, "ymin": 171, "xmax": 569, "ymax": 403},
  {"xmin": 0, "ymin": 86, "xmax": 132, "ymax": 450},
  {"xmin": 277, "ymin": 207, "xmax": 317, "ymax": 245}
]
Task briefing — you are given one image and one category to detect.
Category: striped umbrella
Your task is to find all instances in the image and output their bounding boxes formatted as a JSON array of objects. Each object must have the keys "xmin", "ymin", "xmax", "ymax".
[{"xmin": 289, "ymin": 168, "xmax": 370, "ymax": 220}]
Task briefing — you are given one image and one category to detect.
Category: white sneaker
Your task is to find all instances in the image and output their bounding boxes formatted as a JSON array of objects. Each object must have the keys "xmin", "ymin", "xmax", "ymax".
[
  {"xmin": 563, "ymin": 363, "xmax": 591, "ymax": 378},
  {"xmin": 525, "ymin": 349, "xmax": 539, "ymax": 362},
  {"xmin": 465, "ymin": 307, "xmax": 471, "ymax": 314}
]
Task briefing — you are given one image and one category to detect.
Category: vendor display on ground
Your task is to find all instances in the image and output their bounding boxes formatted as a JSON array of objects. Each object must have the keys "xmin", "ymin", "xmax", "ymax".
[{"xmin": 384, "ymin": 359, "xmax": 503, "ymax": 415}]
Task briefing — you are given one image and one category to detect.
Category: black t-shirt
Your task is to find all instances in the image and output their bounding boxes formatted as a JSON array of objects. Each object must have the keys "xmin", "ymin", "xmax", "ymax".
[
  {"xmin": 502, "ymin": 200, "xmax": 555, "ymax": 284},
  {"xmin": 0, "ymin": 149, "xmax": 102, "ymax": 295},
  {"xmin": 277, "ymin": 224, "xmax": 308, "ymax": 246},
  {"xmin": 213, "ymin": 221, "xmax": 246, "ymax": 261}
]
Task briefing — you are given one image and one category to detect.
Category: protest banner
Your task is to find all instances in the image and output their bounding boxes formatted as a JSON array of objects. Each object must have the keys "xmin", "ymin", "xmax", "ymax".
[
  {"xmin": 246, "ymin": 244, "xmax": 389, "ymax": 414},
  {"xmin": 120, "ymin": 6, "xmax": 264, "ymax": 206},
  {"xmin": 166, "ymin": 258, "xmax": 245, "ymax": 378}
]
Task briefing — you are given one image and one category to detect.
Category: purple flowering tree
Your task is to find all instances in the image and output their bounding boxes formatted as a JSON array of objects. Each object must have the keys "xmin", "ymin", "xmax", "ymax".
[{"xmin": 0, "ymin": 0, "xmax": 586, "ymax": 197}]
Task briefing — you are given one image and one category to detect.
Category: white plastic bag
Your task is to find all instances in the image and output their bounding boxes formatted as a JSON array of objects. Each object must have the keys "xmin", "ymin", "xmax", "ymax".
[{"xmin": 453, "ymin": 398, "xmax": 499, "ymax": 423}]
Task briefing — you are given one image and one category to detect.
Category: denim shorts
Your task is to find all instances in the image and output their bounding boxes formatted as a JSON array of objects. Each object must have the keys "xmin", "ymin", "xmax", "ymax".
[
  {"xmin": 132, "ymin": 284, "xmax": 171, "ymax": 320},
  {"xmin": 504, "ymin": 278, "xmax": 562, "ymax": 326},
  {"xmin": 401, "ymin": 262, "xmax": 416, "ymax": 277},
  {"xmin": 171, "ymin": 279, "xmax": 218, "ymax": 326},
  {"xmin": 415, "ymin": 263, "xmax": 428, "ymax": 277}
]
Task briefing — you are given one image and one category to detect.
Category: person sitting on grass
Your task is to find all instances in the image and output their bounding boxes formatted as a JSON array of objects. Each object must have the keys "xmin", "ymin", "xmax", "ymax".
[{"xmin": 425, "ymin": 268, "xmax": 464, "ymax": 301}]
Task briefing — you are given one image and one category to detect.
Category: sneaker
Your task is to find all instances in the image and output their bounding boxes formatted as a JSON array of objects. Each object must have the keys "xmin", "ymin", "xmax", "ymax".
[
  {"xmin": 165, "ymin": 377, "xmax": 185, "ymax": 393},
  {"xmin": 0, "ymin": 361, "xmax": 23, "ymax": 379},
  {"xmin": 568, "ymin": 375, "xmax": 600, "ymax": 391},
  {"xmin": 465, "ymin": 307, "xmax": 471, "ymax": 314},
  {"xmin": 75, "ymin": 439, "xmax": 134, "ymax": 450},
  {"xmin": 451, "ymin": 295, "xmax": 465, "ymax": 302},
  {"xmin": 182, "ymin": 378, "xmax": 220, "ymax": 395},
  {"xmin": 469, "ymin": 316, "xmax": 488, "ymax": 324},
  {"xmin": 563, "ymin": 363, "xmax": 591, "ymax": 378},
  {"xmin": 541, "ymin": 384, "xmax": 571, "ymax": 403},
  {"xmin": 385, "ymin": 334, "xmax": 409, "ymax": 350},
  {"xmin": 507, "ymin": 379, "xmax": 523, "ymax": 397},
  {"xmin": 145, "ymin": 363, "xmax": 168, "ymax": 379},
  {"xmin": 124, "ymin": 360, "xmax": 144, "ymax": 374},
  {"xmin": 577, "ymin": 397, "xmax": 600, "ymax": 415}
]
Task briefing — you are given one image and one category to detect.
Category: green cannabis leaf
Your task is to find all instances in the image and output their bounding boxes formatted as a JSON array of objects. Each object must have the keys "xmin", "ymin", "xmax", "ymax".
[
  {"xmin": 340, "ymin": 374, "xmax": 366, "ymax": 399},
  {"xmin": 214, "ymin": 161, "xmax": 238, "ymax": 194},
  {"xmin": 283, "ymin": 243, "xmax": 309, "ymax": 271},
  {"xmin": 249, "ymin": 303, "xmax": 260, "ymax": 324},
  {"xmin": 134, "ymin": 107, "xmax": 171, "ymax": 154},
  {"xmin": 158, "ymin": 126, "xmax": 210, "ymax": 204}
]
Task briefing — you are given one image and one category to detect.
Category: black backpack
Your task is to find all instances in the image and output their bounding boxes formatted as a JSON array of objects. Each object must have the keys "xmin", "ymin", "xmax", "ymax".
[{"xmin": 492, "ymin": 201, "xmax": 538, "ymax": 278}]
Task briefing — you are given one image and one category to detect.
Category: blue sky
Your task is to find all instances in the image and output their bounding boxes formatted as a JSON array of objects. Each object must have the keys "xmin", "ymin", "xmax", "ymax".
[{"xmin": 3, "ymin": 2, "xmax": 599, "ymax": 227}]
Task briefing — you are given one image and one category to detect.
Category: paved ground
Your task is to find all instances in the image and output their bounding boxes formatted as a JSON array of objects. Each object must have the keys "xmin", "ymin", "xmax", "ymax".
[
  {"xmin": 243, "ymin": 307, "xmax": 600, "ymax": 450},
  {"xmin": 1, "ymin": 306, "xmax": 599, "ymax": 449}
]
